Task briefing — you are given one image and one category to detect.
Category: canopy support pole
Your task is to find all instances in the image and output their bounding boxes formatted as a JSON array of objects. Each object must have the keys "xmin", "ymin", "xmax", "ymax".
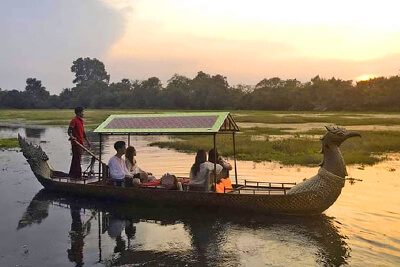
[
  {"xmin": 98, "ymin": 133, "xmax": 102, "ymax": 181},
  {"xmin": 128, "ymin": 133, "xmax": 131, "ymax": 146},
  {"xmin": 233, "ymin": 132, "xmax": 238, "ymax": 185},
  {"xmin": 213, "ymin": 134, "xmax": 217, "ymax": 192}
]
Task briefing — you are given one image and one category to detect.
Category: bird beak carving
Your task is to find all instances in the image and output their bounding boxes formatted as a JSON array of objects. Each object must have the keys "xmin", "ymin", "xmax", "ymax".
[{"xmin": 344, "ymin": 131, "xmax": 361, "ymax": 139}]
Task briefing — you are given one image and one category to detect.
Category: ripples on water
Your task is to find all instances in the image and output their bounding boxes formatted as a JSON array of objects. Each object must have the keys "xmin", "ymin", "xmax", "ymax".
[{"xmin": 0, "ymin": 126, "xmax": 399, "ymax": 266}]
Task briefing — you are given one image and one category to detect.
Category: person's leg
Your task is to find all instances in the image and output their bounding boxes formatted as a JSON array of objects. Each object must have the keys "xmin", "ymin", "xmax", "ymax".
[
  {"xmin": 69, "ymin": 145, "xmax": 82, "ymax": 178},
  {"xmin": 132, "ymin": 178, "xmax": 141, "ymax": 187},
  {"xmin": 124, "ymin": 177, "xmax": 140, "ymax": 187}
]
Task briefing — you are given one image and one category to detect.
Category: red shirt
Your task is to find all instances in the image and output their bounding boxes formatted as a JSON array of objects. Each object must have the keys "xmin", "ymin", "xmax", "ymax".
[{"xmin": 69, "ymin": 117, "xmax": 85, "ymax": 144}]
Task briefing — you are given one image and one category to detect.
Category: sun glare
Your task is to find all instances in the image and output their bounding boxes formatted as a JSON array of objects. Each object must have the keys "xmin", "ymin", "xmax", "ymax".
[{"xmin": 356, "ymin": 74, "xmax": 376, "ymax": 82}]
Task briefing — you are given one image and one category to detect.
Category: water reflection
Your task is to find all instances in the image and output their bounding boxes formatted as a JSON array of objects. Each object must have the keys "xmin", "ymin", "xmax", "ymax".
[
  {"xmin": 25, "ymin": 128, "xmax": 46, "ymax": 138},
  {"xmin": 18, "ymin": 190, "xmax": 350, "ymax": 266}
]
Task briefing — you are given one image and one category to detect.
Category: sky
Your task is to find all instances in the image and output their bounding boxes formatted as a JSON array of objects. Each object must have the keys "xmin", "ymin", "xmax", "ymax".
[{"xmin": 1, "ymin": 0, "xmax": 400, "ymax": 94}]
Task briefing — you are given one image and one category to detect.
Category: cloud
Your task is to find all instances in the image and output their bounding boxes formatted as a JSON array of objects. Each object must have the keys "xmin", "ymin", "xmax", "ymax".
[
  {"xmin": 0, "ymin": 0, "xmax": 128, "ymax": 94},
  {"xmin": 106, "ymin": 25, "xmax": 400, "ymax": 86}
]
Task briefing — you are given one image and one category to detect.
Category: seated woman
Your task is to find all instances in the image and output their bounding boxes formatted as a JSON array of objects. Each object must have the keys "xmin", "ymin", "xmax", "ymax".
[
  {"xmin": 188, "ymin": 149, "xmax": 222, "ymax": 192},
  {"xmin": 208, "ymin": 148, "xmax": 232, "ymax": 179},
  {"xmin": 125, "ymin": 146, "xmax": 155, "ymax": 183}
]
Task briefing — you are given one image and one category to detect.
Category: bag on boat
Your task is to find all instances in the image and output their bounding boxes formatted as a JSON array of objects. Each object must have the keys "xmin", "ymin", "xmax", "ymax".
[{"xmin": 160, "ymin": 173, "xmax": 182, "ymax": 190}]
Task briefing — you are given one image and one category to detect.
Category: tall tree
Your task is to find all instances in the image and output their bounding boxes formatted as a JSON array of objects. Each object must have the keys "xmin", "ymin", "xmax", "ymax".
[
  {"xmin": 25, "ymin": 78, "xmax": 49, "ymax": 100},
  {"xmin": 71, "ymin": 57, "xmax": 110, "ymax": 84}
]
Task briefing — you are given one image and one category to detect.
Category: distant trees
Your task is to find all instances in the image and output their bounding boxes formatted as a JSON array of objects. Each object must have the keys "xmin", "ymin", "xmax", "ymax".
[
  {"xmin": 0, "ymin": 78, "xmax": 52, "ymax": 108},
  {"xmin": 25, "ymin": 78, "xmax": 50, "ymax": 108},
  {"xmin": 71, "ymin": 57, "xmax": 110, "ymax": 84},
  {"xmin": 1, "ymin": 57, "xmax": 400, "ymax": 111}
]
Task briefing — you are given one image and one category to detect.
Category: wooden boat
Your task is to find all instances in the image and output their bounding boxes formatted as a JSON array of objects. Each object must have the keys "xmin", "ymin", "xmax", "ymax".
[{"xmin": 19, "ymin": 112, "xmax": 361, "ymax": 215}]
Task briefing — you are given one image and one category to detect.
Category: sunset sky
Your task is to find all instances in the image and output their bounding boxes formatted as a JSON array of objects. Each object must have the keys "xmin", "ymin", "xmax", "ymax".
[{"xmin": 1, "ymin": 0, "xmax": 400, "ymax": 94}]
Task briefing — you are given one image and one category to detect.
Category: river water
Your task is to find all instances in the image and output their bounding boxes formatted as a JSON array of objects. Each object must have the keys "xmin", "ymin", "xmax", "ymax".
[{"xmin": 0, "ymin": 126, "xmax": 399, "ymax": 266}]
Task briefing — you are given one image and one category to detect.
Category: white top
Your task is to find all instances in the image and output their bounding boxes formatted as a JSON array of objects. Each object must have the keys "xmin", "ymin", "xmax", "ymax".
[
  {"xmin": 125, "ymin": 157, "xmax": 143, "ymax": 174},
  {"xmin": 189, "ymin": 162, "xmax": 222, "ymax": 188},
  {"xmin": 107, "ymin": 218, "xmax": 125, "ymax": 239},
  {"xmin": 108, "ymin": 155, "xmax": 131, "ymax": 180}
]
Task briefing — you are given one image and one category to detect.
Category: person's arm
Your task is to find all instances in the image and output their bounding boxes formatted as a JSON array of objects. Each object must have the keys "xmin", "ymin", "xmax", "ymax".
[
  {"xmin": 84, "ymin": 131, "xmax": 91, "ymax": 148},
  {"xmin": 122, "ymin": 160, "xmax": 133, "ymax": 178},
  {"xmin": 219, "ymin": 158, "xmax": 232, "ymax": 170},
  {"xmin": 68, "ymin": 120, "xmax": 76, "ymax": 141}
]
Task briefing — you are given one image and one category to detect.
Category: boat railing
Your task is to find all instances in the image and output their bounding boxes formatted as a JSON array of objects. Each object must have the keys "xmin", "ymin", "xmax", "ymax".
[
  {"xmin": 229, "ymin": 180, "xmax": 297, "ymax": 195},
  {"xmin": 244, "ymin": 180, "xmax": 296, "ymax": 188}
]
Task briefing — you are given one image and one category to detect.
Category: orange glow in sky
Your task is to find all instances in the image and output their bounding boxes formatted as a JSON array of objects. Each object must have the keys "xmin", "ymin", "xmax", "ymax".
[{"xmin": 101, "ymin": 0, "xmax": 400, "ymax": 84}]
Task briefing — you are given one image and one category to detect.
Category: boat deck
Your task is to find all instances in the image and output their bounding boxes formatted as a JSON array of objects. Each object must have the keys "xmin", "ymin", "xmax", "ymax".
[{"xmin": 50, "ymin": 171, "xmax": 296, "ymax": 195}]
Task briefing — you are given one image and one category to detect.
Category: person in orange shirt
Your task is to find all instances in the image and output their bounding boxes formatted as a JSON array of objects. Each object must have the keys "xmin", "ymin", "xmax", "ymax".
[{"xmin": 68, "ymin": 107, "xmax": 91, "ymax": 178}]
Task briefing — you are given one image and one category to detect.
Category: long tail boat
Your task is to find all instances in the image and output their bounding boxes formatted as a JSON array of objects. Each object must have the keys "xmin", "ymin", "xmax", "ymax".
[{"xmin": 19, "ymin": 112, "xmax": 361, "ymax": 215}]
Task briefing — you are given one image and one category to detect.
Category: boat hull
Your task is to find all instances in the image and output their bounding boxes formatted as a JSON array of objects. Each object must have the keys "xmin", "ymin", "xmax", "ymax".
[{"xmin": 35, "ymin": 174, "xmax": 335, "ymax": 215}]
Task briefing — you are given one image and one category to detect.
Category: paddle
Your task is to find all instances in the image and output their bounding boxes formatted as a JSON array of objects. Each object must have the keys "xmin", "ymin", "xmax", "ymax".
[
  {"xmin": 71, "ymin": 139, "xmax": 109, "ymax": 180},
  {"xmin": 71, "ymin": 139, "xmax": 104, "ymax": 164}
]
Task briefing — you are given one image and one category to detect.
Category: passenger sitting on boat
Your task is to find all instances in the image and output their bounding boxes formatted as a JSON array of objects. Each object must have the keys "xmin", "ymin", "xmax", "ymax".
[
  {"xmin": 189, "ymin": 149, "xmax": 222, "ymax": 191},
  {"xmin": 208, "ymin": 148, "xmax": 232, "ymax": 179},
  {"xmin": 125, "ymin": 146, "xmax": 156, "ymax": 182},
  {"xmin": 108, "ymin": 141, "xmax": 140, "ymax": 187}
]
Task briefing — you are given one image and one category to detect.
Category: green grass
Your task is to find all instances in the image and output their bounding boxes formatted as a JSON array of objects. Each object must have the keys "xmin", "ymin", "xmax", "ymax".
[
  {"xmin": 0, "ymin": 109, "xmax": 165, "ymax": 130},
  {"xmin": 151, "ymin": 134, "xmax": 322, "ymax": 165},
  {"xmin": 3, "ymin": 109, "xmax": 400, "ymax": 128},
  {"xmin": 150, "ymin": 130, "xmax": 400, "ymax": 166},
  {"xmin": 0, "ymin": 138, "xmax": 19, "ymax": 149},
  {"xmin": 233, "ymin": 112, "xmax": 400, "ymax": 126}
]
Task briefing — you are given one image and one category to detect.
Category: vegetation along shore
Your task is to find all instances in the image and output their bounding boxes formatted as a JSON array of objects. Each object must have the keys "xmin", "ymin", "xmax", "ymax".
[{"xmin": 2, "ymin": 109, "xmax": 400, "ymax": 166}]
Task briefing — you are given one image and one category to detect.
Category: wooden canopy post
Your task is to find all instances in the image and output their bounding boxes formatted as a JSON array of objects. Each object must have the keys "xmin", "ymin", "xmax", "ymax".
[
  {"xmin": 213, "ymin": 134, "xmax": 217, "ymax": 192},
  {"xmin": 128, "ymin": 133, "xmax": 131, "ymax": 146},
  {"xmin": 233, "ymin": 132, "xmax": 238, "ymax": 185},
  {"xmin": 98, "ymin": 133, "xmax": 102, "ymax": 180}
]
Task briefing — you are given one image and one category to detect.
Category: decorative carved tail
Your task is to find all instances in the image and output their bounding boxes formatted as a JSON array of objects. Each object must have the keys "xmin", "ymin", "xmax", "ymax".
[{"xmin": 18, "ymin": 134, "xmax": 52, "ymax": 179}]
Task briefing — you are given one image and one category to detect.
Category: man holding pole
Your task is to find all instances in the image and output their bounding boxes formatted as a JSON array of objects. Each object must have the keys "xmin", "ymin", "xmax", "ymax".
[{"xmin": 68, "ymin": 107, "xmax": 91, "ymax": 178}]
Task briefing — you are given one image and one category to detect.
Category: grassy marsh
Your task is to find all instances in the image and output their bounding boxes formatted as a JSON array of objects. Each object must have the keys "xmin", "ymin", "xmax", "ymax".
[
  {"xmin": 1, "ymin": 109, "xmax": 400, "ymax": 165},
  {"xmin": 0, "ymin": 138, "xmax": 19, "ymax": 150}
]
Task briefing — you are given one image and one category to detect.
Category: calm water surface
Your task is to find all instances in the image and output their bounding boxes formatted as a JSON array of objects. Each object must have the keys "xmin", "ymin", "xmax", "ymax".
[{"xmin": 0, "ymin": 126, "xmax": 399, "ymax": 266}]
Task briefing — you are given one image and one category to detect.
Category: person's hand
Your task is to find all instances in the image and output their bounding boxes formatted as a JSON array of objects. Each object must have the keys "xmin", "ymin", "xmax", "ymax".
[{"xmin": 69, "ymin": 136, "xmax": 76, "ymax": 141}]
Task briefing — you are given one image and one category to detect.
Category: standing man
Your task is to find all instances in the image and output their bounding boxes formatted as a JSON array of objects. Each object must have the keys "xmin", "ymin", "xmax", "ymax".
[{"xmin": 68, "ymin": 107, "xmax": 90, "ymax": 178}]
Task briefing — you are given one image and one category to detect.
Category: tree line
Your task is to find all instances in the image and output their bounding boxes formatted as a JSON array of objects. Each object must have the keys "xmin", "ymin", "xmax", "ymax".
[{"xmin": 1, "ymin": 57, "xmax": 400, "ymax": 111}]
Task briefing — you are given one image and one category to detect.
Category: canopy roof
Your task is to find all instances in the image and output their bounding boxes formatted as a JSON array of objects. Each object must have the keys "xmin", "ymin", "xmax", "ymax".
[{"xmin": 93, "ymin": 112, "xmax": 239, "ymax": 134}]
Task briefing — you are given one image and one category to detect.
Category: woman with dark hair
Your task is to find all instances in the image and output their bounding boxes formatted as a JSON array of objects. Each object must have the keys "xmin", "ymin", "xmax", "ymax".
[
  {"xmin": 125, "ymin": 146, "xmax": 150, "ymax": 183},
  {"xmin": 208, "ymin": 148, "xmax": 232, "ymax": 178},
  {"xmin": 188, "ymin": 149, "xmax": 222, "ymax": 191}
]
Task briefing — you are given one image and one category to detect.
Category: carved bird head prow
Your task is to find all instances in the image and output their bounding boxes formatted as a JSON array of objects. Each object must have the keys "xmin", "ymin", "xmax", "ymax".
[
  {"xmin": 321, "ymin": 126, "xmax": 361, "ymax": 147},
  {"xmin": 319, "ymin": 126, "xmax": 361, "ymax": 176}
]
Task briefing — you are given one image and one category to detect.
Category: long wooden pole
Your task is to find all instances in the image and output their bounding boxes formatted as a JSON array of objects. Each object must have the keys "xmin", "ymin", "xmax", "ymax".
[
  {"xmin": 213, "ymin": 134, "xmax": 217, "ymax": 192},
  {"xmin": 233, "ymin": 132, "xmax": 238, "ymax": 185},
  {"xmin": 99, "ymin": 134, "xmax": 102, "ymax": 179},
  {"xmin": 72, "ymin": 139, "xmax": 102, "ymax": 163}
]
